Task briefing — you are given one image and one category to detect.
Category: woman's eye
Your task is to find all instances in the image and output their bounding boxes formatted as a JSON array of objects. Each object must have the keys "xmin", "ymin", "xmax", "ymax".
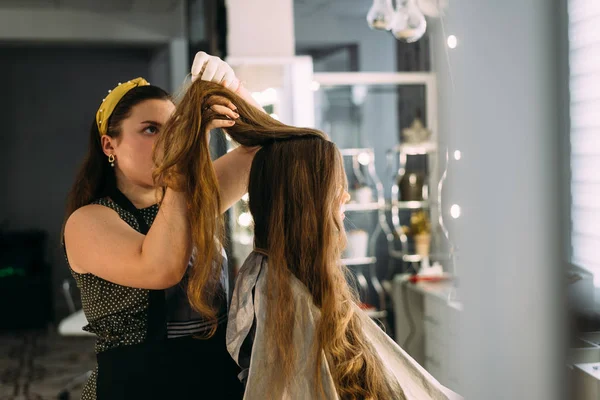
[{"xmin": 143, "ymin": 125, "xmax": 159, "ymax": 135}]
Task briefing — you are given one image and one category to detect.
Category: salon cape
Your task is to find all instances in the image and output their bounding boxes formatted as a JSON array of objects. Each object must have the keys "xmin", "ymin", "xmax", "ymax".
[{"xmin": 226, "ymin": 252, "xmax": 463, "ymax": 400}]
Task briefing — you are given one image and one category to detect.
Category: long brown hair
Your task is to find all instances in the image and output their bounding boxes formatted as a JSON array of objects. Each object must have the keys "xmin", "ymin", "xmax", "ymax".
[
  {"xmin": 249, "ymin": 137, "xmax": 397, "ymax": 399},
  {"xmin": 156, "ymin": 80, "xmax": 396, "ymax": 399},
  {"xmin": 62, "ymin": 85, "xmax": 170, "ymax": 238}
]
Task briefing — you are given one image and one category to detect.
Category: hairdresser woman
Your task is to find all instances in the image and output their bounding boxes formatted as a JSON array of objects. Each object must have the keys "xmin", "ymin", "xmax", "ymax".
[{"xmin": 61, "ymin": 53, "xmax": 260, "ymax": 400}]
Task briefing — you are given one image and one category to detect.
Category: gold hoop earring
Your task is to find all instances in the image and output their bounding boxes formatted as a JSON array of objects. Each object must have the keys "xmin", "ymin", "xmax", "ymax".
[{"xmin": 108, "ymin": 154, "xmax": 115, "ymax": 167}]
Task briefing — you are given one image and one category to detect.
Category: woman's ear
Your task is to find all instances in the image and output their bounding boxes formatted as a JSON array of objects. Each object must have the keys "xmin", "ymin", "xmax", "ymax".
[{"xmin": 101, "ymin": 135, "xmax": 115, "ymax": 157}]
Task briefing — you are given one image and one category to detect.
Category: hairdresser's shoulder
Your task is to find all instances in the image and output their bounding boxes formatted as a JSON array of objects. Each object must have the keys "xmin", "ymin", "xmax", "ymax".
[{"xmin": 65, "ymin": 203, "xmax": 124, "ymax": 233}]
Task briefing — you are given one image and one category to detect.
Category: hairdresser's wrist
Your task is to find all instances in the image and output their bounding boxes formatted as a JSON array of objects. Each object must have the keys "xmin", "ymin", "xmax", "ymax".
[
  {"xmin": 161, "ymin": 187, "xmax": 189, "ymax": 211},
  {"xmin": 234, "ymin": 79, "xmax": 244, "ymax": 94},
  {"xmin": 155, "ymin": 168, "xmax": 186, "ymax": 193}
]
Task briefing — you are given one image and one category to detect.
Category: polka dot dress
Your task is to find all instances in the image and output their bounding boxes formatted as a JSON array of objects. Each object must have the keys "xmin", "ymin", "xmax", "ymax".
[{"xmin": 65, "ymin": 197, "xmax": 160, "ymax": 400}]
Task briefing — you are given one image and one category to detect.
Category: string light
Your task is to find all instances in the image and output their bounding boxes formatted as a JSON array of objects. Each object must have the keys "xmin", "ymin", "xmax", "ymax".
[
  {"xmin": 450, "ymin": 204, "xmax": 461, "ymax": 219},
  {"xmin": 358, "ymin": 152, "xmax": 371, "ymax": 166},
  {"xmin": 238, "ymin": 212, "xmax": 253, "ymax": 227},
  {"xmin": 447, "ymin": 35, "xmax": 458, "ymax": 49}
]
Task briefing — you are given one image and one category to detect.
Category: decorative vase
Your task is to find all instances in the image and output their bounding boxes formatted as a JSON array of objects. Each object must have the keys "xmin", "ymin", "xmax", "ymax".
[
  {"xmin": 414, "ymin": 232, "xmax": 431, "ymax": 258},
  {"xmin": 401, "ymin": 115, "xmax": 431, "ymax": 144},
  {"xmin": 352, "ymin": 186, "xmax": 373, "ymax": 204}
]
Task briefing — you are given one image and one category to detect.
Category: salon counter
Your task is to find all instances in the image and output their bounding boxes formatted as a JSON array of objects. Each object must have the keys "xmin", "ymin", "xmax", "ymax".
[{"xmin": 391, "ymin": 274, "xmax": 463, "ymax": 394}]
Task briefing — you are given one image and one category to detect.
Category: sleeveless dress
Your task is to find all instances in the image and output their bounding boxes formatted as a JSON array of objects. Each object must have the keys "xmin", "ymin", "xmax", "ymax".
[{"xmin": 64, "ymin": 192, "xmax": 243, "ymax": 400}]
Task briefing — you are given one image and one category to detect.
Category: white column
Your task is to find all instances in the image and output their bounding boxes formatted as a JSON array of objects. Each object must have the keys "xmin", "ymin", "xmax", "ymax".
[
  {"xmin": 224, "ymin": 0, "xmax": 313, "ymax": 128},
  {"xmin": 225, "ymin": 0, "xmax": 295, "ymax": 57}
]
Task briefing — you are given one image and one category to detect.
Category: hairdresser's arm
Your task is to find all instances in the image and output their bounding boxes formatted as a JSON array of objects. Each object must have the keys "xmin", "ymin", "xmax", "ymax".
[
  {"xmin": 214, "ymin": 145, "xmax": 259, "ymax": 213},
  {"xmin": 64, "ymin": 189, "xmax": 192, "ymax": 289}
]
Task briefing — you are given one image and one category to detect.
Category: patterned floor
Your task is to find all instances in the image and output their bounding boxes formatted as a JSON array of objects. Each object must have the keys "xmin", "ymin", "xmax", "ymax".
[{"xmin": 0, "ymin": 329, "xmax": 95, "ymax": 400}]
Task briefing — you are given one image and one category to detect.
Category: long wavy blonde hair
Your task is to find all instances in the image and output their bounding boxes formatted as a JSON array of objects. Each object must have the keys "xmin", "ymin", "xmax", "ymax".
[{"xmin": 154, "ymin": 80, "xmax": 397, "ymax": 399}]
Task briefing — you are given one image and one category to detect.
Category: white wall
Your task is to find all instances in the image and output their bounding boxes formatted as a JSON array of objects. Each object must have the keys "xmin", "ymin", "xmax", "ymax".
[{"xmin": 429, "ymin": 1, "xmax": 564, "ymax": 399}]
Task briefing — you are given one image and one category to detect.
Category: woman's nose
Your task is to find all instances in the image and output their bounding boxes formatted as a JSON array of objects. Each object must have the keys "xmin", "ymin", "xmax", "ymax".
[{"xmin": 342, "ymin": 191, "xmax": 351, "ymax": 204}]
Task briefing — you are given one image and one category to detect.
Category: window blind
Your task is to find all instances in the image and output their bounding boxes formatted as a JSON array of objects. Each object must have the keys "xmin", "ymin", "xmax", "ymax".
[{"xmin": 569, "ymin": 0, "xmax": 600, "ymax": 285}]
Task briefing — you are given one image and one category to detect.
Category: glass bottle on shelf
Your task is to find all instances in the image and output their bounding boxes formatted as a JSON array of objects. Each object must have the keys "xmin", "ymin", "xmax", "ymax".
[{"xmin": 398, "ymin": 170, "xmax": 426, "ymax": 201}]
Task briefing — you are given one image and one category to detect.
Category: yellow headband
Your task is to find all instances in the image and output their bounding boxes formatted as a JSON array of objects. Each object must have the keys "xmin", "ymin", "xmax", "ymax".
[{"xmin": 96, "ymin": 77, "xmax": 150, "ymax": 136}]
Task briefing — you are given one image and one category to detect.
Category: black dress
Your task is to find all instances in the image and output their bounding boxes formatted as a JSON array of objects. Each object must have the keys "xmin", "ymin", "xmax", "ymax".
[{"xmin": 64, "ymin": 191, "xmax": 243, "ymax": 399}]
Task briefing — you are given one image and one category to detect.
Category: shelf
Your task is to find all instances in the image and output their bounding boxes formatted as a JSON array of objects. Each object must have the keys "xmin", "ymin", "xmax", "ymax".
[
  {"xmin": 344, "ymin": 202, "xmax": 382, "ymax": 212},
  {"xmin": 388, "ymin": 250, "xmax": 452, "ymax": 263},
  {"xmin": 341, "ymin": 257, "xmax": 377, "ymax": 266},
  {"xmin": 391, "ymin": 201, "xmax": 430, "ymax": 210},
  {"xmin": 401, "ymin": 254, "xmax": 423, "ymax": 263},
  {"xmin": 313, "ymin": 72, "xmax": 436, "ymax": 86},
  {"xmin": 339, "ymin": 148, "xmax": 374, "ymax": 157},
  {"xmin": 390, "ymin": 142, "xmax": 437, "ymax": 155},
  {"xmin": 389, "ymin": 250, "xmax": 422, "ymax": 263}
]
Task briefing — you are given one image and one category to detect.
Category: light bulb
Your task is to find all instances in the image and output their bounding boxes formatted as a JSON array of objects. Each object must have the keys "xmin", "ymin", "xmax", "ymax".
[
  {"xmin": 238, "ymin": 212, "xmax": 253, "ymax": 227},
  {"xmin": 351, "ymin": 85, "xmax": 368, "ymax": 106},
  {"xmin": 447, "ymin": 35, "xmax": 458, "ymax": 49},
  {"xmin": 391, "ymin": 0, "xmax": 427, "ymax": 43},
  {"xmin": 366, "ymin": 0, "xmax": 395, "ymax": 31},
  {"xmin": 453, "ymin": 150, "xmax": 461, "ymax": 160},
  {"xmin": 357, "ymin": 152, "xmax": 371, "ymax": 166},
  {"xmin": 450, "ymin": 204, "xmax": 461, "ymax": 219},
  {"xmin": 251, "ymin": 92, "xmax": 263, "ymax": 105},
  {"xmin": 263, "ymin": 88, "xmax": 277, "ymax": 104}
]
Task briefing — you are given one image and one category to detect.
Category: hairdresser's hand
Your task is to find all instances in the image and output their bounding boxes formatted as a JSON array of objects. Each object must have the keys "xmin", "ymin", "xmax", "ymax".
[
  {"xmin": 191, "ymin": 52, "xmax": 240, "ymax": 91},
  {"xmin": 190, "ymin": 51, "xmax": 264, "ymax": 112},
  {"xmin": 203, "ymin": 95, "xmax": 239, "ymax": 131}
]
